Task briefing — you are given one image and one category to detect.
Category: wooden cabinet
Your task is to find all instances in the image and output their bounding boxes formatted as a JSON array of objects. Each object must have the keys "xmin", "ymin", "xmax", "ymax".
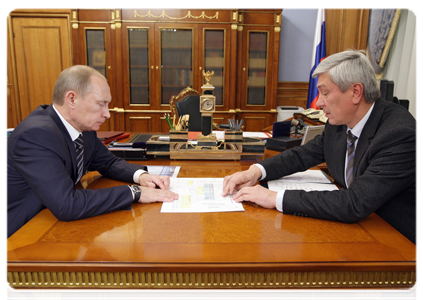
[
  {"xmin": 71, "ymin": 9, "xmax": 282, "ymax": 132},
  {"xmin": 71, "ymin": 9, "xmax": 119, "ymax": 131},
  {"xmin": 119, "ymin": 9, "xmax": 241, "ymax": 132},
  {"xmin": 8, "ymin": 9, "xmax": 371, "ymax": 132},
  {"xmin": 237, "ymin": 10, "xmax": 281, "ymax": 131}
]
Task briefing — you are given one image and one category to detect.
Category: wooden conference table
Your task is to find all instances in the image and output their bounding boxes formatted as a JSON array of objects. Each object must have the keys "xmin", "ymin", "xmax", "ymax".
[{"xmin": 7, "ymin": 146, "xmax": 416, "ymax": 289}]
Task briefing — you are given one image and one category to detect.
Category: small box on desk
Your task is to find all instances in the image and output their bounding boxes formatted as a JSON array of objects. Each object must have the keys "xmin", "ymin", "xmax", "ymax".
[
  {"xmin": 266, "ymin": 136, "xmax": 302, "ymax": 151},
  {"xmin": 109, "ymin": 148, "xmax": 148, "ymax": 160},
  {"xmin": 266, "ymin": 121, "xmax": 302, "ymax": 152}
]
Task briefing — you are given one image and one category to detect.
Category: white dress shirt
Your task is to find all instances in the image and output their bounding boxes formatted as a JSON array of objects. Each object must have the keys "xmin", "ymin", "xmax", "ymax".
[{"xmin": 52, "ymin": 104, "xmax": 145, "ymax": 186}]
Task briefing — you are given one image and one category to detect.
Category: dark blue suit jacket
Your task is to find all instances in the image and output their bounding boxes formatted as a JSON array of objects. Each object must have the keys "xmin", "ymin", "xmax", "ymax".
[
  {"xmin": 260, "ymin": 98, "xmax": 416, "ymax": 243},
  {"xmin": 8, "ymin": 105, "xmax": 142, "ymax": 238}
]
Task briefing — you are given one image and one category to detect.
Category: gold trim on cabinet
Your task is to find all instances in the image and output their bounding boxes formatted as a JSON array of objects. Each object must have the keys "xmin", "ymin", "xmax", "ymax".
[
  {"xmin": 72, "ymin": 23, "xmax": 78, "ymax": 29},
  {"xmin": 134, "ymin": 10, "xmax": 219, "ymax": 20},
  {"xmin": 237, "ymin": 25, "xmax": 243, "ymax": 31},
  {"xmin": 276, "ymin": 14, "xmax": 281, "ymax": 24},
  {"xmin": 235, "ymin": 109, "xmax": 276, "ymax": 113},
  {"xmin": 275, "ymin": 27, "xmax": 281, "ymax": 33},
  {"xmin": 231, "ymin": 24, "xmax": 237, "ymax": 30},
  {"xmin": 125, "ymin": 110, "xmax": 172, "ymax": 113},
  {"xmin": 8, "ymin": 271, "xmax": 416, "ymax": 289}
]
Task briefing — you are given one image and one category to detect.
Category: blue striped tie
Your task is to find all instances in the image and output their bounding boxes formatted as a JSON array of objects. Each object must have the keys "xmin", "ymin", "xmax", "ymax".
[
  {"xmin": 74, "ymin": 135, "xmax": 84, "ymax": 183},
  {"xmin": 346, "ymin": 130, "xmax": 357, "ymax": 187}
]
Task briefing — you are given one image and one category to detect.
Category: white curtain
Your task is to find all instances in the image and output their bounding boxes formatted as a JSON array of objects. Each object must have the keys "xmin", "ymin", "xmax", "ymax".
[{"xmin": 382, "ymin": 10, "xmax": 416, "ymax": 118}]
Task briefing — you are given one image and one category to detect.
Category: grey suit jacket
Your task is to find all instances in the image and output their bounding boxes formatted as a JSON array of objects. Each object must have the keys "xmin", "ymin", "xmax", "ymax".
[{"xmin": 260, "ymin": 98, "xmax": 416, "ymax": 243}]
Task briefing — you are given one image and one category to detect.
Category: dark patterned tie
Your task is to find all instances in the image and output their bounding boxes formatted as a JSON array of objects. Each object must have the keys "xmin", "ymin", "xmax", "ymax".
[
  {"xmin": 346, "ymin": 130, "xmax": 357, "ymax": 187},
  {"xmin": 74, "ymin": 135, "xmax": 84, "ymax": 183}
]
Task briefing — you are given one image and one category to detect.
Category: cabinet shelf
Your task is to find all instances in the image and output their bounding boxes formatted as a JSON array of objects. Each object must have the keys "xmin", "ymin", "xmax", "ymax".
[
  {"xmin": 161, "ymin": 66, "xmax": 192, "ymax": 69},
  {"xmin": 130, "ymin": 84, "xmax": 149, "ymax": 87},
  {"xmin": 161, "ymin": 46, "xmax": 192, "ymax": 50}
]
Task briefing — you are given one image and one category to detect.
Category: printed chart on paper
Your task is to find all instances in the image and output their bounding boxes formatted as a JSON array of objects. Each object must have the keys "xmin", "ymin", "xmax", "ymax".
[{"xmin": 161, "ymin": 178, "xmax": 244, "ymax": 213}]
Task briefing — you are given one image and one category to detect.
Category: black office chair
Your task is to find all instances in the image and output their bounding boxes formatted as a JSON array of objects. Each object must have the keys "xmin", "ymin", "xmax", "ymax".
[
  {"xmin": 170, "ymin": 87, "xmax": 202, "ymax": 131},
  {"xmin": 380, "ymin": 80, "xmax": 409, "ymax": 110}
]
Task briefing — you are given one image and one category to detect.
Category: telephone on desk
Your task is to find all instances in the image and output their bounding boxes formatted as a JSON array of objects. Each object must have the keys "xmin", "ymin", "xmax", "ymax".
[{"xmin": 301, "ymin": 108, "xmax": 328, "ymax": 123}]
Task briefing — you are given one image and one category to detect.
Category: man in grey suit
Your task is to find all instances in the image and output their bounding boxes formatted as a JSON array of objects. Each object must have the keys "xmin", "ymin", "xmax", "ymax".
[
  {"xmin": 8, "ymin": 65, "xmax": 178, "ymax": 238},
  {"xmin": 222, "ymin": 50, "xmax": 416, "ymax": 243}
]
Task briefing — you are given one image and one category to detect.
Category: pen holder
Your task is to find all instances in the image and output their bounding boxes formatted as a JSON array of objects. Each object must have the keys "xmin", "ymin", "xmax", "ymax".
[
  {"xmin": 224, "ymin": 131, "xmax": 243, "ymax": 143},
  {"xmin": 169, "ymin": 130, "xmax": 188, "ymax": 142}
]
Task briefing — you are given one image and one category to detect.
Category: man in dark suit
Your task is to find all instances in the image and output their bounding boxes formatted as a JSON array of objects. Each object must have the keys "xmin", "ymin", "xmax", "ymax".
[
  {"xmin": 222, "ymin": 50, "xmax": 416, "ymax": 243},
  {"xmin": 8, "ymin": 65, "xmax": 178, "ymax": 238}
]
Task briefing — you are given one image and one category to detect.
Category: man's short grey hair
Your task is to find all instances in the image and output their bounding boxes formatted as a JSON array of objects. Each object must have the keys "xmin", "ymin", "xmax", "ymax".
[
  {"xmin": 52, "ymin": 65, "xmax": 106, "ymax": 105},
  {"xmin": 312, "ymin": 49, "xmax": 380, "ymax": 103}
]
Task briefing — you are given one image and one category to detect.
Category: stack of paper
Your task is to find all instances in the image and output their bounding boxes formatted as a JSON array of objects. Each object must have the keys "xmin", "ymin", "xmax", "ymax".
[{"xmin": 267, "ymin": 170, "xmax": 338, "ymax": 192}]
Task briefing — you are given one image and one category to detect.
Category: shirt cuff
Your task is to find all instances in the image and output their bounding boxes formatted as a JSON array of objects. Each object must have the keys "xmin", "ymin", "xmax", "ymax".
[
  {"xmin": 276, "ymin": 190, "xmax": 285, "ymax": 212},
  {"xmin": 252, "ymin": 163, "xmax": 266, "ymax": 181},
  {"xmin": 133, "ymin": 169, "xmax": 147, "ymax": 184}
]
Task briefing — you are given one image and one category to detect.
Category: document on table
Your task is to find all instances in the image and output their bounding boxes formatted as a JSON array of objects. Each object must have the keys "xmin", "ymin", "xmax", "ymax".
[
  {"xmin": 146, "ymin": 165, "xmax": 180, "ymax": 178},
  {"xmin": 267, "ymin": 170, "xmax": 338, "ymax": 192},
  {"xmin": 161, "ymin": 178, "xmax": 244, "ymax": 213}
]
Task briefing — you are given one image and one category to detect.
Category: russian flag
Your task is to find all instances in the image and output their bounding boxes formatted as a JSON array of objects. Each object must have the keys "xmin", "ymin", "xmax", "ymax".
[{"xmin": 307, "ymin": 9, "xmax": 326, "ymax": 109}]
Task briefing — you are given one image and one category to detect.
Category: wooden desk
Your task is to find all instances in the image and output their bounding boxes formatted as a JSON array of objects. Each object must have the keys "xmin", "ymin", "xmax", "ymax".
[{"xmin": 7, "ymin": 150, "xmax": 416, "ymax": 289}]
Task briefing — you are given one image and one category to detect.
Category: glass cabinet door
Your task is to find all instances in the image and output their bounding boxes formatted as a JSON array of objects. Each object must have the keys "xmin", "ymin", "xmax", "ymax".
[
  {"xmin": 85, "ymin": 29, "xmax": 106, "ymax": 77},
  {"xmin": 247, "ymin": 31, "xmax": 268, "ymax": 106},
  {"xmin": 204, "ymin": 29, "xmax": 225, "ymax": 106},
  {"xmin": 160, "ymin": 28, "xmax": 193, "ymax": 105},
  {"xmin": 128, "ymin": 28, "xmax": 150, "ymax": 104}
]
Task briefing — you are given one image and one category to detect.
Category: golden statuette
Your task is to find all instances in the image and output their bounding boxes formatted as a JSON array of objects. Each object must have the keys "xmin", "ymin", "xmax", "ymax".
[{"xmin": 202, "ymin": 70, "xmax": 214, "ymax": 86}]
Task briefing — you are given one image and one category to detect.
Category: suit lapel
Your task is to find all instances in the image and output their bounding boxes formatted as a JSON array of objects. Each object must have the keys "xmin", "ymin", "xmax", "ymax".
[
  {"xmin": 333, "ymin": 125, "xmax": 348, "ymax": 186},
  {"xmin": 354, "ymin": 98, "xmax": 384, "ymax": 176},
  {"xmin": 44, "ymin": 105, "xmax": 79, "ymax": 182}
]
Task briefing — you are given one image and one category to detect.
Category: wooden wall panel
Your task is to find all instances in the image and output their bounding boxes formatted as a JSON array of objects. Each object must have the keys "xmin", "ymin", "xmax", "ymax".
[
  {"xmin": 13, "ymin": 20, "xmax": 70, "ymax": 114},
  {"xmin": 10, "ymin": 13, "xmax": 72, "ymax": 124},
  {"xmin": 325, "ymin": 9, "xmax": 370, "ymax": 56},
  {"xmin": 277, "ymin": 82, "xmax": 309, "ymax": 109},
  {"xmin": 127, "ymin": 116, "xmax": 153, "ymax": 133},
  {"xmin": 239, "ymin": 113, "xmax": 270, "ymax": 132}
]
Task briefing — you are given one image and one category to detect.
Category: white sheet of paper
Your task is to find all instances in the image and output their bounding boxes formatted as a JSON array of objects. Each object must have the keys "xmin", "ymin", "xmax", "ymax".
[
  {"xmin": 146, "ymin": 166, "xmax": 180, "ymax": 178},
  {"xmin": 268, "ymin": 181, "xmax": 338, "ymax": 192},
  {"xmin": 161, "ymin": 178, "xmax": 244, "ymax": 213},
  {"xmin": 267, "ymin": 170, "xmax": 338, "ymax": 192},
  {"xmin": 274, "ymin": 170, "xmax": 332, "ymax": 184}
]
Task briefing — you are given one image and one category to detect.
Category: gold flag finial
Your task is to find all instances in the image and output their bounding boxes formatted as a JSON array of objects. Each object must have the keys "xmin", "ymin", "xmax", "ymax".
[{"xmin": 202, "ymin": 70, "xmax": 214, "ymax": 86}]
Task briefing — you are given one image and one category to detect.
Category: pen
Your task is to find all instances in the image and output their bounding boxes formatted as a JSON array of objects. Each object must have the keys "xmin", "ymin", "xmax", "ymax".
[
  {"xmin": 165, "ymin": 113, "xmax": 174, "ymax": 130},
  {"xmin": 169, "ymin": 114, "xmax": 175, "ymax": 130}
]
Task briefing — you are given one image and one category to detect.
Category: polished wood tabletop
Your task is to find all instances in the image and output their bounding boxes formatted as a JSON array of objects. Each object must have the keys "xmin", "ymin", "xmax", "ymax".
[{"xmin": 7, "ymin": 149, "xmax": 416, "ymax": 289}]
